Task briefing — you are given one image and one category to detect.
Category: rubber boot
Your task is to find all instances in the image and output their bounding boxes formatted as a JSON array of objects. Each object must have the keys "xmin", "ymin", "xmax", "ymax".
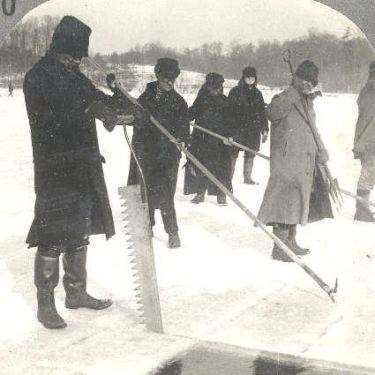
[
  {"xmin": 167, "ymin": 232, "xmax": 181, "ymax": 249},
  {"xmin": 34, "ymin": 250, "xmax": 67, "ymax": 329},
  {"xmin": 243, "ymin": 156, "xmax": 258, "ymax": 185},
  {"xmin": 354, "ymin": 189, "xmax": 375, "ymax": 222},
  {"xmin": 63, "ymin": 246, "xmax": 113, "ymax": 310},
  {"xmin": 271, "ymin": 225, "xmax": 293, "ymax": 262},
  {"xmin": 288, "ymin": 225, "xmax": 310, "ymax": 255},
  {"xmin": 191, "ymin": 191, "xmax": 205, "ymax": 204},
  {"xmin": 217, "ymin": 193, "xmax": 227, "ymax": 206}
]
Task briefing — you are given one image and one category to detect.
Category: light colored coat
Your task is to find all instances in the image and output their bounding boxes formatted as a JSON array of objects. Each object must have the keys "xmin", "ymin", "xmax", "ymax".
[
  {"xmin": 257, "ymin": 86, "xmax": 328, "ymax": 225},
  {"xmin": 353, "ymin": 79, "xmax": 375, "ymax": 156}
]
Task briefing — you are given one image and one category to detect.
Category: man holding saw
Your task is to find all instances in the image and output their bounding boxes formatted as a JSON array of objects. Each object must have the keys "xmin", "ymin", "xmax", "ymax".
[
  {"xmin": 24, "ymin": 16, "xmax": 144, "ymax": 329},
  {"xmin": 257, "ymin": 60, "xmax": 333, "ymax": 262}
]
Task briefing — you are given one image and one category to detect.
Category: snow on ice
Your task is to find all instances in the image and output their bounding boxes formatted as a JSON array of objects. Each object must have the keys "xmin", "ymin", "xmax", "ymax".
[{"xmin": 0, "ymin": 67, "xmax": 375, "ymax": 373}]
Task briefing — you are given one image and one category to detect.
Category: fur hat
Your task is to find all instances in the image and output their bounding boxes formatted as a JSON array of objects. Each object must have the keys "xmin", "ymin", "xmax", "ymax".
[
  {"xmin": 295, "ymin": 60, "xmax": 319, "ymax": 86},
  {"xmin": 242, "ymin": 66, "xmax": 257, "ymax": 78},
  {"xmin": 154, "ymin": 58, "xmax": 180, "ymax": 79},
  {"xmin": 205, "ymin": 72, "xmax": 224, "ymax": 89},
  {"xmin": 49, "ymin": 16, "xmax": 91, "ymax": 59}
]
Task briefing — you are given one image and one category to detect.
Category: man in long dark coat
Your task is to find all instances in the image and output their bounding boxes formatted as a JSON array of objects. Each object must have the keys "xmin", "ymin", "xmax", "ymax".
[
  {"xmin": 127, "ymin": 58, "xmax": 189, "ymax": 249},
  {"xmin": 257, "ymin": 61, "xmax": 333, "ymax": 262},
  {"xmin": 24, "ymin": 16, "xmax": 141, "ymax": 329},
  {"xmin": 184, "ymin": 72, "xmax": 232, "ymax": 205},
  {"xmin": 227, "ymin": 66, "xmax": 269, "ymax": 184}
]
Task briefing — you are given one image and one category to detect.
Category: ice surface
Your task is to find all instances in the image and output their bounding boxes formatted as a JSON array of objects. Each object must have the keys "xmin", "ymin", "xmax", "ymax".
[{"xmin": 0, "ymin": 71, "xmax": 374, "ymax": 373}]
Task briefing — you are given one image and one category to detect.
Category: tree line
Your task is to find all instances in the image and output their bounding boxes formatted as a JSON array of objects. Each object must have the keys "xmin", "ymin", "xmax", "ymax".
[{"xmin": 0, "ymin": 16, "xmax": 373, "ymax": 92}]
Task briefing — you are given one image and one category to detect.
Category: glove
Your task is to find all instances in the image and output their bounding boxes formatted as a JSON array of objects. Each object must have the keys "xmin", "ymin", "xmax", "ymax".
[
  {"xmin": 261, "ymin": 130, "xmax": 268, "ymax": 144},
  {"xmin": 223, "ymin": 137, "xmax": 233, "ymax": 146},
  {"xmin": 308, "ymin": 90, "xmax": 323, "ymax": 100},
  {"xmin": 134, "ymin": 106, "xmax": 150, "ymax": 123},
  {"xmin": 353, "ymin": 150, "xmax": 363, "ymax": 160},
  {"xmin": 116, "ymin": 114, "xmax": 135, "ymax": 125},
  {"xmin": 317, "ymin": 148, "xmax": 329, "ymax": 164},
  {"xmin": 106, "ymin": 73, "xmax": 117, "ymax": 92}
]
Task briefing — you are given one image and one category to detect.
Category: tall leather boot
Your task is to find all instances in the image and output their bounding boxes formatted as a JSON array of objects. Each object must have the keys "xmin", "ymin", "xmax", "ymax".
[
  {"xmin": 243, "ymin": 156, "xmax": 257, "ymax": 185},
  {"xmin": 34, "ymin": 249, "xmax": 67, "ymax": 329},
  {"xmin": 354, "ymin": 189, "xmax": 375, "ymax": 222},
  {"xmin": 288, "ymin": 225, "xmax": 310, "ymax": 255},
  {"xmin": 63, "ymin": 246, "xmax": 113, "ymax": 310},
  {"xmin": 271, "ymin": 224, "xmax": 292, "ymax": 262}
]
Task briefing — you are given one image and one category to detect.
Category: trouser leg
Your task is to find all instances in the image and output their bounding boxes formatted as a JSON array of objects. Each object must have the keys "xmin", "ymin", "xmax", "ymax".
[
  {"xmin": 355, "ymin": 155, "xmax": 375, "ymax": 222},
  {"xmin": 243, "ymin": 153, "xmax": 256, "ymax": 184},
  {"xmin": 230, "ymin": 149, "xmax": 239, "ymax": 180},
  {"xmin": 160, "ymin": 201, "xmax": 179, "ymax": 235},
  {"xmin": 34, "ymin": 246, "xmax": 67, "ymax": 329},
  {"xmin": 63, "ymin": 245, "xmax": 113, "ymax": 310}
]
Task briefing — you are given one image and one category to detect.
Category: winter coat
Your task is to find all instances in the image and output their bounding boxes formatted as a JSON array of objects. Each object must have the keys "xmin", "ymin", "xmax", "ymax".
[
  {"xmin": 227, "ymin": 80, "xmax": 269, "ymax": 151},
  {"xmin": 257, "ymin": 86, "xmax": 333, "ymax": 225},
  {"xmin": 353, "ymin": 79, "xmax": 375, "ymax": 157},
  {"xmin": 24, "ymin": 53, "xmax": 132, "ymax": 248},
  {"xmin": 184, "ymin": 88, "xmax": 232, "ymax": 195},
  {"xmin": 127, "ymin": 81, "xmax": 189, "ymax": 208}
]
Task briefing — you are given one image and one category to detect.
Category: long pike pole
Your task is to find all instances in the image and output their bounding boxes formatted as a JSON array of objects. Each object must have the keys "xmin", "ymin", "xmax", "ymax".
[
  {"xmin": 86, "ymin": 57, "xmax": 337, "ymax": 302},
  {"xmin": 193, "ymin": 123, "xmax": 375, "ymax": 209}
]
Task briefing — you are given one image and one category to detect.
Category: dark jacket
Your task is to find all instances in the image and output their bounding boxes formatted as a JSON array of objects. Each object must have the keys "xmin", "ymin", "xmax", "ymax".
[
  {"xmin": 184, "ymin": 87, "xmax": 232, "ymax": 195},
  {"xmin": 24, "ymin": 53, "xmax": 133, "ymax": 247},
  {"xmin": 227, "ymin": 80, "xmax": 268, "ymax": 151},
  {"xmin": 127, "ymin": 81, "xmax": 189, "ymax": 208}
]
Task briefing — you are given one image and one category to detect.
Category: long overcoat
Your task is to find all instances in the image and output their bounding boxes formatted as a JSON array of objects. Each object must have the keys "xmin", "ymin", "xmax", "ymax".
[
  {"xmin": 24, "ymin": 54, "xmax": 128, "ymax": 248},
  {"xmin": 353, "ymin": 79, "xmax": 375, "ymax": 157},
  {"xmin": 184, "ymin": 88, "xmax": 232, "ymax": 195},
  {"xmin": 257, "ymin": 86, "xmax": 333, "ymax": 225},
  {"xmin": 227, "ymin": 80, "xmax": 268, "ymax": 151},
  {"xmin": 127, "ymin": 81, "xmax": 189, "ymax": 208}
]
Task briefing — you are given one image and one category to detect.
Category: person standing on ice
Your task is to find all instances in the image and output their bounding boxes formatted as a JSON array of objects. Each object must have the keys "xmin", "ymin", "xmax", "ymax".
[
  {"xmin": 8, "ymin": 81, "xmax": 14, "ymax": 96},
  {"xmin": 257, "ymin": 60, "xmax": 333, "ymax": 262},
  {"xmin": 353, "ymin": 61, "xmax": 375, "ymax": 222},
  {"xmin": 127, "ymin": 58, "xmax": 189, "ymax": 249},
  {"xmin": 184, "ymin": 73, "xmax": 232, "ymax": 206},
  {"xmin": 227, "ymin": 66, "xmax": 269, "ymax": 184},
  {"xmin": 23, "ymin": 16, "xmax": 143, "ymax": 329}
]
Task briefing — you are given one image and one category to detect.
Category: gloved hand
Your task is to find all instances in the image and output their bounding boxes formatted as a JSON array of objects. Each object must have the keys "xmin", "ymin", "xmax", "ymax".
[
  {"xmin": 134, "ymin": 106, "xmax": 150, "ymax": 123},
  {"xmin": 353, "ymin": 150, "xmax": 363, "ymax": 160},
  {"xmin": 117, "ymin": 114, "xmax": 135, "ymax": 126},
  {"xmin": 106, "ymin": 73, "xmax": 117, "ymax": 92},
  {"xmin": 223, "ymin": 137, "xmax": 233, "ymax": 146},
  {"xmin": 308, "ymin": 90, "xmax": 323, "ymax": 100},
  {"xmin": 317, "ymin": 148, "xmax": 329, "ymax": 164},
  {"xmin": 261, "ymin": 130, "xmax": 269, "ymax": 144}
]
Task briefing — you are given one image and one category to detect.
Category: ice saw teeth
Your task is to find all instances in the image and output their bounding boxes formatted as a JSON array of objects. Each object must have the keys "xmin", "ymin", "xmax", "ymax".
[
  {"xmin": 118, "ymin": 124, "xmax": 163, "ymax": 334},
  {"xmin": 119, "ymin": 185, "xmax": 163, "ymax": 333}
]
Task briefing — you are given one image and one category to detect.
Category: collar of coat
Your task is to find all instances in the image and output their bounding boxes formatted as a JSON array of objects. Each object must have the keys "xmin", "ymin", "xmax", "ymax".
[{"xmin": 145, "ymin": 81, "xmax": 177, "ymax": 99}]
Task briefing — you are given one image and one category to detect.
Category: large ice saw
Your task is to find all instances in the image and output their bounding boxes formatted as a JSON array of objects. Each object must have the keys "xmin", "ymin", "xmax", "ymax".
[{"xmin": 118, "ymin": 127, "xmax": 163, "ymax": 334}]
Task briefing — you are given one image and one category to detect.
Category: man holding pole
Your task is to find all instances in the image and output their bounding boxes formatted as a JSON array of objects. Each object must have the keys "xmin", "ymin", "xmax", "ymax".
[
  {"xmin": 127, "ymin": 58, "xmax": 189, "ymax": 249},
  {"xmin": 353, "ymin": 61, "xmax": 375, "ymax": 222},
  {"xmin": 257, "ymin": 60, "xmax": 333, "ymax": 262},
  {"xmin": 227, "ymin": 66, "xmax": 269, "ymax": 184}
]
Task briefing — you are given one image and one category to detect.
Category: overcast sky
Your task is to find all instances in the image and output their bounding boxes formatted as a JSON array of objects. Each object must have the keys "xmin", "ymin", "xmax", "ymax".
[{"xmin": 23, "ymin": 0, "xmax": 363, "ymax": 54}]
